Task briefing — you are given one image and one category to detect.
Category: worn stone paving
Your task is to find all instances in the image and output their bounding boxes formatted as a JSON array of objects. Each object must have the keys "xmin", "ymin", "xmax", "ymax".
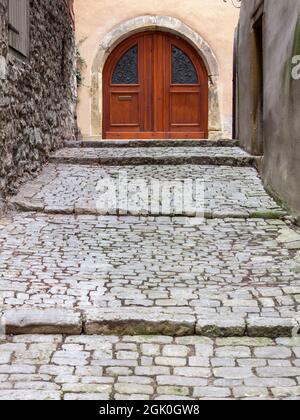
[
  {"xmin": 9, "ymin": 164, "xmax": 284, "ymax": 217},
  {"xmin": 50, "ymin": 146, "xmax": 256, "ymax": 166},
  {"xmin": 0, "ymin": 335, "xmax": 300, "ymax": 400},
  {"xmin": 1, "ymin": 142, "xmax": 300, "ymax": 399},
  {"xmin": 52, "ymin": 147, "xmax": 249, "ymax": 158},
  {"xmin": 65, "ymin": 139, "xmax": 240, "ymax": 148},
  {"xmin": 0, "ymin": 214, "xmax": 300, "ymax": 335}
]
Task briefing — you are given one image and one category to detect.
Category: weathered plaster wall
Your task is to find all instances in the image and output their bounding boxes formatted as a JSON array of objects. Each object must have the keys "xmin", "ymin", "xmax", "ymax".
[
  {"xmin": 237, "ymin": 0, "xmax": 300, "ymax": 220},
  {"xmin": 0, "ymin": 0, "xmax": 76, "ymax": 200},
  {"xmin": 0, "ymin": 1, "xmax": 7, "ymax": 81},
  {"xmin": 74, "ymin": 0, "xmax": 239, "ymax": 139}
]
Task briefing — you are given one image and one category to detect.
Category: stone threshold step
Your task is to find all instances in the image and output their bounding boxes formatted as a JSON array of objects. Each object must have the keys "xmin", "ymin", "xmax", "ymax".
[
  {"xmin": 10, "ymin": 202, "xmax": 287, "ymax": 220},
  {"xmin": 3, "ymin": 309, "xmax": 299, "ymax": 339},
  {"xmin": 65, "ymin": 139, "xmax": 239, "ymax": 148},
  {"xmin": 50, "ymin": 155, "xmax": 260, "ymax": 168}
]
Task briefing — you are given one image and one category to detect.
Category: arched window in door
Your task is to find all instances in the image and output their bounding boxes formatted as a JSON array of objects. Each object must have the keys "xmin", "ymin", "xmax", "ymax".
[
  {"xmin": 112, "ymin": 45, "xmax": 138, "ymax": 85},
  {"xmin": 171, "ymin": 46, "xmax": 199, "ymax": 84}
]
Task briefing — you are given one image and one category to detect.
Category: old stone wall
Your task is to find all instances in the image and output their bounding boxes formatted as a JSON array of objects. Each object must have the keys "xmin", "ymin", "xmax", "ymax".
[
  {"xmin": 0, "ymin": 0, "xmax": 76, "ymax": 201},
  {"xmin": 236, "ymin": 0, "xmax": 300, "ymax": 221}
]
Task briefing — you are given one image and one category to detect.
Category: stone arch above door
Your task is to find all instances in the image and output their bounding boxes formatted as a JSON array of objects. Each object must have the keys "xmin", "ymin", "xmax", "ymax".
[{"xmin": 91, "ymin": 15, "xmax": 222, "ymax": 139}]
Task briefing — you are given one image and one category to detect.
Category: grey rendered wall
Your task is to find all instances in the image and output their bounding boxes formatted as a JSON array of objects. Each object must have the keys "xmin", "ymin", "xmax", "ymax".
[{"xmin": 236, "ymin": 0, "xmax": 300, "ymax": 220}]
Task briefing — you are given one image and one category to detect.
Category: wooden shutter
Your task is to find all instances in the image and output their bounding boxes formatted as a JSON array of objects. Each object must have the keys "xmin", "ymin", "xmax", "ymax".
[{"xmin": 9, "ymin": 0, "xmax": 29, "ymax": 57}]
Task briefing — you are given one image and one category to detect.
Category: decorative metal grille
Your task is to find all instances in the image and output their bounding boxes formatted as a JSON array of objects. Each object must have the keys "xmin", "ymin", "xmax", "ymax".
[
  {"xmin": 172, "ymin": 46, "xmax": 198, "ymax": 84},
  {"xmin": 112, "ymin": 45, "xmax": 138, "ymax": 84}
]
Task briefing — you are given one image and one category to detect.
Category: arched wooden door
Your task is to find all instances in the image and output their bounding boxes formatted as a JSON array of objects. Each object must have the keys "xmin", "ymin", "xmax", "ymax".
[{"xmin": 103, "ymin": 31, "xmax": 208, "ymax": 139}]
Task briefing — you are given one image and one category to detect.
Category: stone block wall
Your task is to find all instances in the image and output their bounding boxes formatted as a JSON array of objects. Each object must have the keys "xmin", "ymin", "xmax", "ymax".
[{"xmin": 0, "ymin": 0, "xmax": 76, "ymax": 200}]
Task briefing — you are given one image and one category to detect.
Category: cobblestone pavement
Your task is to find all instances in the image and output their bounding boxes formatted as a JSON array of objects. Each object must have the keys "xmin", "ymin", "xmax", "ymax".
[
  {"xmin": 1, "ymin": 143, "xmax": 300, "ymax": 399},
  {"xmin": 50, "ymin": 146, "xmax": 256, "ymax": 166},
  {"xmin": 9, "ymin": 164, "xmax": 284, "ymax": 217},
  {"xmin": 0, "ymin": 214, "xmax": 299, "ymax": 335},
  {"xmin": 66, "ymin": 139, "xmax": 239, "ymax": 148},
  {"xmin": 0, "ymin": 335, "xmax": 300, "ymax": 400},
  {"xmin": 52, "ymin": 147, "xmax": 249, "ymax": 159}
]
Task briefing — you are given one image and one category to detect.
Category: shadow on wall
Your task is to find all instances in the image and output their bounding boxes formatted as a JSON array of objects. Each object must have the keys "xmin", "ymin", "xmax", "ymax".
[{"xmin": 236, "ymin": 0, "xmax": 300, "ymax": 222}]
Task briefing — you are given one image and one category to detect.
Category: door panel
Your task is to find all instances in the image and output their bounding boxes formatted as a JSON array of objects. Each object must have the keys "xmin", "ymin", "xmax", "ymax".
[
  {"xmin": 103, "ymin": 37, "xmax": 144, "ymax": 136},
  {"xmin": 170, "ymin": 92, "xmax": 201, "ymax": 126},
  {"xmin": 152, "ymin": 33, "xmax": 166, "ymax": 134},
  {"xmin": 110, "ymin": 92, "xmax": 140, "ymax": 127},
  {"xmin": 166, "ymin": 36, "xmax": 207, "ymax": 137},
  {"xmin": 142, "ymin": 34, "xmax": 154, "ymax": 133},
  {"xmin": 103, "ymin": 32, "xmax": 208, "ymax": 139}
]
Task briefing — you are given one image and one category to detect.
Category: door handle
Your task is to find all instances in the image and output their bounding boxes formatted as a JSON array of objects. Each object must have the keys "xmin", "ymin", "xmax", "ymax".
[{"xmin": 118, "ymin": 96, "xmax": 132, "ymax": 101}]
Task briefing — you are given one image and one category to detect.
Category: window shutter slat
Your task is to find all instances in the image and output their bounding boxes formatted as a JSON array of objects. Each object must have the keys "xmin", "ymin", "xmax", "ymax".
[
  {"xmin": 19, "ymin": 0, "xmax": 29, "ymax": 57},
  {"xmin": 9, "ymin": 0, "xmax": 29, "ymax": 57},
  {"xmin": 9, "ymin": 0, "xmax": 19, "ymax": 51}
]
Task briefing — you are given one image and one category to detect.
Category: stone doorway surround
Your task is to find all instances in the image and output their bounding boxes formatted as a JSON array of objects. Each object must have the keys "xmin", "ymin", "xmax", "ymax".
[{"xmin": 91, "ymin": 16, "xmax": 223, "ymax": 139}]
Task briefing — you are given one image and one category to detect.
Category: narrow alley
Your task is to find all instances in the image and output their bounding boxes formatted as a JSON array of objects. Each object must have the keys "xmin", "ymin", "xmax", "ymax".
[{"xmin": 1, "ymin": 0, "xmax": 300, "ymax": 402}]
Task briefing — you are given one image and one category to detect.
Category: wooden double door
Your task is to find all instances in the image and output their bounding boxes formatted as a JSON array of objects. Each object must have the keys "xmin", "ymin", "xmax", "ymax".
[{"xmin": 103, "ymin": 31, "xmax": 208, "ymax": 139}]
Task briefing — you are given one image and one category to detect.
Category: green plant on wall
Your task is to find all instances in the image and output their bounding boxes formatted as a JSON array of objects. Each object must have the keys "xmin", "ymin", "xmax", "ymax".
[
  {"xmin": 291, "ymin": 16, "xmax": 300, "ymax": 80},
  {"xmin": 292, "ymin": 17, "xmax": 300, "ymax": 57},
  {"xmin": 76, "ymin": 38, "xmax": 87, "ymax": 88}
]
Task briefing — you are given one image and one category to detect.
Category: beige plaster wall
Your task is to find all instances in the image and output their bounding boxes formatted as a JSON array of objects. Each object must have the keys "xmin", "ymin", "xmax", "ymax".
[{"xmin": 75, "ymin": 0, "xmax": 239, "ymax": 138}]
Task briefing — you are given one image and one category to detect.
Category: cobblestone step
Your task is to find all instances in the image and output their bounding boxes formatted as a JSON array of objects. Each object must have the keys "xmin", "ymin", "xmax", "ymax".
[
  {"xmin": 1, "ymin": 138, "xmax": 298, "ymax": 399},
  {"xmin": 0, "ymin": 334, "xmax": 300, "ymax": 400},
  {"xmin": 50, "ymin": 146, "xmax": 260, "ymax": 168},
  {"xmin": 65, "ymin": 139, "xmax": 240, "ymax": 148},
  {"xmin": 1, "ymin": 214, "xmax": 299, "ymax": 338},
  {"xmin": 9, "ymin": 164, "xmax": 285, "ymax": 218},
  {"xmin": 2, "ymin": 308, "xmax": 299, "ymax": 338}
]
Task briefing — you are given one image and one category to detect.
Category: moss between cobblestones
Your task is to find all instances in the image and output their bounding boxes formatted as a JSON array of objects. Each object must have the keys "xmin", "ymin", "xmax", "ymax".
[
  {"xmin": 215, "ymin": 338, "xmax": 274, "ymax": 346},
  {"xmin": 196, "ymin": 318, "xmax": 246, "ymax": 338},
  {"xmin": 84, "ymin": 320, "xmax": 195, "ymax": 337},
  {"xmin": 247, "ymin": 320, "xmax": 295, "ymax": 339},
  {"xmin": 248, "ymin": 211, "xmax": 287, "ymax": 219}
]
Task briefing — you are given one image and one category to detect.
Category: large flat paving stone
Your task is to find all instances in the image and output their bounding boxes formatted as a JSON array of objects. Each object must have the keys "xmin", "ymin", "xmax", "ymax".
[
  {"xmin": 3, "ymin": 308, "xmax": 82, "ymax": 335},
  {"xmin": 50, "ymin": 146, "xmax": 258, "ymax": 167},
  {"xmin": 85, "ymin": 309, "xmax": 195, "ymax": 336},
  {"xmin": 9, "ymin": 164, "xmax": 285, "ymax": 218},
  {"xmin": 0, "ymin": 334, "xmax": 300, "ymax": 400},
  {"xmin": 0, "ymin": 214, "xmax": 299, "ymax": 335}
]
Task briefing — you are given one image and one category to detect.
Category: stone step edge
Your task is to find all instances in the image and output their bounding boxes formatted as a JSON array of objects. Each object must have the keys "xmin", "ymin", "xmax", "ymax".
[
  {"xmin": 2, "ymin": 309, "xmax": 299, "ymax": 339},
  {"xmin": 9, "ymin": 201, "xmax": 287, "ymax": 220},
  {"xmin": 65, "ymin": 139, "xmax": 240, "ymax": 148},
  {"xmin": 49, "ymin": 156, "xmax": 260, "ymax": 169}
]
